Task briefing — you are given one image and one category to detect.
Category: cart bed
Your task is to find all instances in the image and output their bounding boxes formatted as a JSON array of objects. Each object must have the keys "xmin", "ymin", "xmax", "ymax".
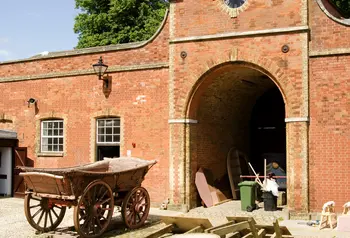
[{"xmin": 19, "ymin": 157, "xmax": 156, "ymax": 199}]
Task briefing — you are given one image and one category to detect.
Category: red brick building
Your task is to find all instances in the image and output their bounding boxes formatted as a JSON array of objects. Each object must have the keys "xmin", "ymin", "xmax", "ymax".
[{"xmin": 0, "ymin": 0, "xmax": 349, "ymax": 218}]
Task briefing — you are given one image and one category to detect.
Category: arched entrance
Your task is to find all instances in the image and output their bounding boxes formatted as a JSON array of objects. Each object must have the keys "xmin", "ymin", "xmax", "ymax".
[{"xmin": 186, "ymin": 62, "xmax": 287, "ymax": 208}]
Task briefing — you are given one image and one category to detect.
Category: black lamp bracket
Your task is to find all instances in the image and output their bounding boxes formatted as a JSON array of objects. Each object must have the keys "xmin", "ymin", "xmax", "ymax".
[{"xmin": 101, "ymin": 75, "xmax": 109, "ymax": 88}]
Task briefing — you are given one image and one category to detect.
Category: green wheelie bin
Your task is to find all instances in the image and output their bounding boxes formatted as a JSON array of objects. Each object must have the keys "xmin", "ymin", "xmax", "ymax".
[{"xmin": 238, "ymin": 181, "xmax": 257, "ymax": 212}]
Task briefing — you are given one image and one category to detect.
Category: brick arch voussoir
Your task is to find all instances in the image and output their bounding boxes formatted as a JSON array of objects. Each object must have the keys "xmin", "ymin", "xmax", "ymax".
[{"xmin": 185, "ymin": 50, "xmax": 289, "ymax": 119}]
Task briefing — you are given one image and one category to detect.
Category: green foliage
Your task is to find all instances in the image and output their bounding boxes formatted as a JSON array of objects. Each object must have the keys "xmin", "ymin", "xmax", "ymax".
[
  {"xmin": 74, "ymin": 0, "xmax": 169, "ymax": 49},
  {"xmin": 329, "ymin": 0, "xmax": 350, "ymax": 18}
]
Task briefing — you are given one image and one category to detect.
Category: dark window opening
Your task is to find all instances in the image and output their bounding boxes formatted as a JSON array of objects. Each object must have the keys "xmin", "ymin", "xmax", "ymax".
[
  {"xmin": 96, "ymin": 117, "xmax": 121, "ymax": 161},
  {"xmin": 97, "ymin": 146, "xmax": 120, "ymax": 161}
]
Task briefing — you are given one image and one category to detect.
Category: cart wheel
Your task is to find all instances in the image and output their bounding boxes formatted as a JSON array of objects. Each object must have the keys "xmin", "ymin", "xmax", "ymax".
[
  {"xmin": 24, "ymin": 193, "xmax": 66, "ymax": 232},
  {"xmin": 74, "ymin": 180, "xmax": 114, "ymax": 238},
  {"xmin": 121, "ymin": 186, "xmax": 150, "ymax": 229}
]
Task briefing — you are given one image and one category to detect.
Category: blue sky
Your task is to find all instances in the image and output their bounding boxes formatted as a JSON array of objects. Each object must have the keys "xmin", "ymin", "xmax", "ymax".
[{"xmin": 0, "ymin": 1, "xmax": 79, "ymax": 61}]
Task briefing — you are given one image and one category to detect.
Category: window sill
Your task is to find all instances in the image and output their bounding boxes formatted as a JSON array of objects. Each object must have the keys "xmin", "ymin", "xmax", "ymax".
[{"xmin": 37, "ymin": 152, "xmax": 64, "ymax": 157}]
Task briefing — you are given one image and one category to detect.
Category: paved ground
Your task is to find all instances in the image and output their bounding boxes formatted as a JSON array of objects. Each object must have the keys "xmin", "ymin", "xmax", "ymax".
[
  {"xmin": 0, "ymin": 197, "xmax": 182, "ymax": 238},
  {"xmin": 1, "ymin": 197, "xmax": 350, "ymax": 238},
  {"xmin": 182, "ymin": 200, "xmax": 289, "ymax": 226},
  {"xmin": 280, "ymin": 220, "xmax": 350, "ymax": 238},
  {"xmin": 180, "ymin": 201, "xmax": 350, "ymax": 238}
]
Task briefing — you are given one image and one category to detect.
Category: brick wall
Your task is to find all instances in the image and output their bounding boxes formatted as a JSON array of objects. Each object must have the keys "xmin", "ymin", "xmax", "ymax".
[
  {"xmin": 309, "ymin": 0, "xmax": 350, "ymax": 212},
  {"xmin": 0, "ymin": 68, "xmax": 170, "ymax": 203},
  {"xmin": 310, "ymin": 0, "xmax": 350, "ymax": 52},
  {"xmin": 0, "ymin": 18, "xmax": 170, "ymax": 204},
  {"xmin": 309, "ymin": 56, "xmax": 350, "ymax": 212},
  {"xmin": 172, "ymin": 0, "xmax": 304, "ymax": 38}
]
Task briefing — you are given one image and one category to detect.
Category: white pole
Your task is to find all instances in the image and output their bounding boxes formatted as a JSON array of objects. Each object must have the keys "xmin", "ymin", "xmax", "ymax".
[
  {"xmin": 248, "ymin": 162, "xmax": 263, "ymax": 187},
  {"xmin": 264, "ymin": 159, "xmax": 267, "ymax": 190}
]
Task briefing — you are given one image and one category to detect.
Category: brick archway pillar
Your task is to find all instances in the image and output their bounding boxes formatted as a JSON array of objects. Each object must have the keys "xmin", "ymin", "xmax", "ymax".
[
  {"xmin": 168, "ymin": 119, "xmax": 197, "ymax": 212},
  {"xmin": 285, "ymin": 118, "xmax": 310, "ymax": 218}
]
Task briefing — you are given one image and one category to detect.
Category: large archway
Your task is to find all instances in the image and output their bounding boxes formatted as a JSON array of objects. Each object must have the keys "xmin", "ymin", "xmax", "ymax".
[{"xmin": 186, "ymin": 62, "xmax": 287, "ymax": 207}]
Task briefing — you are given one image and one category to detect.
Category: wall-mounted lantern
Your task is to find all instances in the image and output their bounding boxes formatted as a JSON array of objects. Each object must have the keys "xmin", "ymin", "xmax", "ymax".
[{"xmin": 92, "ymin": 56, "xmax": 109, "ymax": 88}]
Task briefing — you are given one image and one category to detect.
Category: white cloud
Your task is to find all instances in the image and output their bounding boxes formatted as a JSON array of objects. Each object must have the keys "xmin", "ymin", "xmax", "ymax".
[
  {"xmin": 0, "ymin": 37, "xmax": 9, "ymax": 44},
  {"xmin": 27, "ymin": 12, "xmax": 40, "ymax": 17},
  {"xmin": 0, "ymin": 50, "xmax": 9, "ymax": 56},
  {"xmin": 0, "ymin": 49, "xmax": 14, "ymax": 61}
]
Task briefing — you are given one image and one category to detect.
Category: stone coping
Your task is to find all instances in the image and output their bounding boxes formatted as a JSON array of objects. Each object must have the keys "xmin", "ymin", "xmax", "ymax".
[
  {"xmin": 169, "ymin": 26, "xmax": 309, "ymax": 44},
  {"xmin": 0, "ymin": 62, "xmax": 169, "ymax": 83},
  {"xmin": 310, "ymin": 48, "xmax": 350, "ymax": 57}
]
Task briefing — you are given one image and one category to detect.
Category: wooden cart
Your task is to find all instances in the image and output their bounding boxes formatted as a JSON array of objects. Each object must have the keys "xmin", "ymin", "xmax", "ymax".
[{"xmin": 18, "ymin": 157, "xmax": 157, "ymax": 238}]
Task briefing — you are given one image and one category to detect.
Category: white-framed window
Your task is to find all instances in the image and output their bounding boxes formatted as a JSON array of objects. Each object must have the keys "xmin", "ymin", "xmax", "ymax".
[
  {"xmin": 41, "ymin": 120, "xmax": 64, "ymax": 152},
  {"xmin": 96, "ymin": 118, "xmax": 120, "ymax": 161},
  {"xmin": 96, "ymin": 118, "xmax": 120, "ymax": 144}
]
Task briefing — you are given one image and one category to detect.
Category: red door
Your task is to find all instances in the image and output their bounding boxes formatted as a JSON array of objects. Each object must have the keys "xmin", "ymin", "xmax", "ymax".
[{"xmin": 13, "ymin": 147, "xmax": 28, "ymax": 197}]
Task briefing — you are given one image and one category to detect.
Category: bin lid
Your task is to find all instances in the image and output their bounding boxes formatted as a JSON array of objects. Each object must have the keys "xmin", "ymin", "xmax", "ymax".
[{"xmin": 238, "ymin": 181, "xmax": 257, "ymax": 186}]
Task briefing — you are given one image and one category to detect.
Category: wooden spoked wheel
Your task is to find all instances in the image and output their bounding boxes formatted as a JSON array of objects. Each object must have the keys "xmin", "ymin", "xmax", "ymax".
[
  {"xmin": 24, "ymin": 193, "xmax": 66, "ymax": 232},
  {"xmin": 73, "ymin": 180, "xmax": 114, "ymax": 238},
  {"xmin": 121, "ymin": 187, "xmax": 150, "ymax": 229}
]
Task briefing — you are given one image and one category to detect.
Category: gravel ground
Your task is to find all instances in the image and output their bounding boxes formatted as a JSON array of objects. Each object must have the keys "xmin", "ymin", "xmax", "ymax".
[
  {"xmin": 1, "ymin": 197, "xmax": 350, "ymax": 238},
  {"xmin": 0, "ymin": 197, "xmax": 75, "ymax": 238}
]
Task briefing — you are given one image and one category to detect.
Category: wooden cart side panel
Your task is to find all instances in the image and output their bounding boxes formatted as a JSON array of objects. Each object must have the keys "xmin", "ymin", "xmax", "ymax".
[
  {"xmin": 114, "ymin": 167, "xmax": 148, "ymax": 191},
  {"xmin": 67, "ymin": 166, "xmax": 149, "ymax": 197},
  {"xmin": 69, "ymin": 175, "xmax": 116, "ymax": 198},
  {"xmin": 22, "ymin": 173, "xmax": 72, "ymax": 196},
  {"xmin": 23, "ymin": 176, "xmax": 35, "ymax": 192}
]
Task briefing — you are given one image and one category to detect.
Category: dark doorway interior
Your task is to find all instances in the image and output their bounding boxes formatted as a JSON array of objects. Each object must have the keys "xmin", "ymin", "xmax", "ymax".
[
  {"xmin": 97, "ymin": 146, "xmax": 120, "ymax": 161},
  {"xmin": 250, "ymin": 87, "xmax": 286, "ymax": 176}
]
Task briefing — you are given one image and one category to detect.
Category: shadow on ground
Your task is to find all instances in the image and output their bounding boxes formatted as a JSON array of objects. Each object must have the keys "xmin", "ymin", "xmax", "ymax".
[{"xmin": 34, "ymin": 214, "xmax": 164, "ymax": 238}]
